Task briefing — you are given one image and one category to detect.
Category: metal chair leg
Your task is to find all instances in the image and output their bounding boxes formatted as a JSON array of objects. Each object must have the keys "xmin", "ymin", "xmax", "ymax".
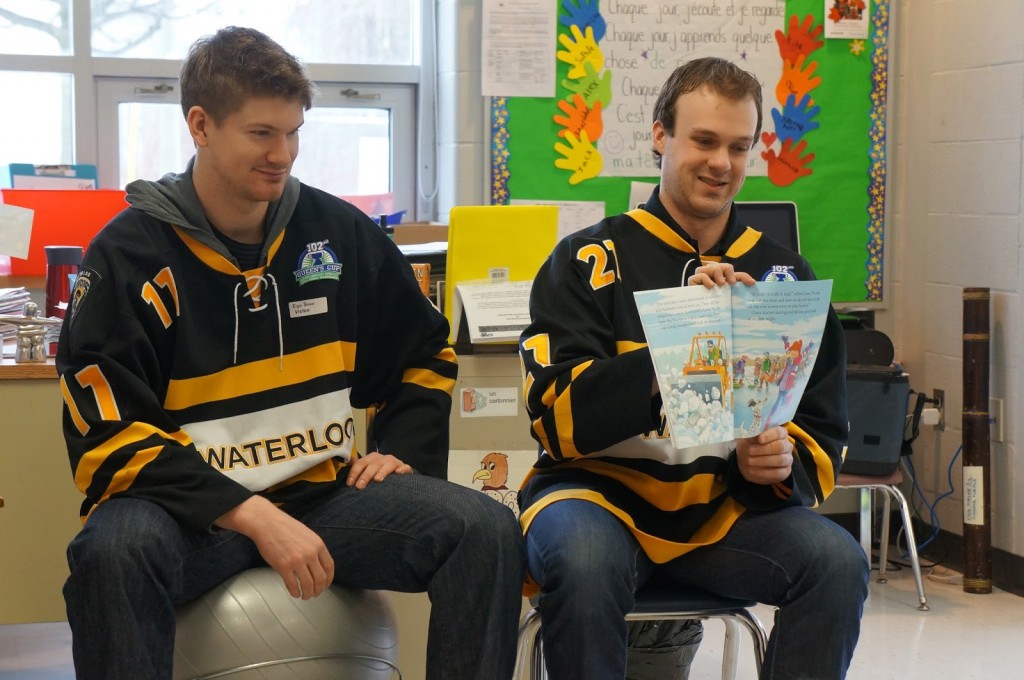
[
  {"xmin": 514, "ymin": 602, "xmax": 769, "ymax": 679},
  {"xmin": 878, "ymin": 487, "xmax": 893, "ymax": 583},
  {"xmin": 889, "ymin": 484, "xmax": 930, "ymax": 611},
  {"xmin": 513, "ymin": 608, "xmax": 543, "ymax": 680},
  {"xmin": 857, "ymin": 487, "xmax": 872, "ymax": 559},
  {"xmin": 724, "ymin": 609, "xmax": 769, "ymax": 679},
  {"xmin": 721, "ymin": 618, "xmax": 740, "ymax": 680}
]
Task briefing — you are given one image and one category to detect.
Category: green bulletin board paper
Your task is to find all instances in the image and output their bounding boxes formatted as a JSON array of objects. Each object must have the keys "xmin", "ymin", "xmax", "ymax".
[{"xmin": 494, "ymin": 0, "xmax": 890, "ymax": 303}]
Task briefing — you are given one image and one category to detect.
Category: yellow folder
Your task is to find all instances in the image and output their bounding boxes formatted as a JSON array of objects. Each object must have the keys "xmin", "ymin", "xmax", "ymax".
[{"xmin": 444, "ymin": 205, "xmax": 559, "ymax": 343}]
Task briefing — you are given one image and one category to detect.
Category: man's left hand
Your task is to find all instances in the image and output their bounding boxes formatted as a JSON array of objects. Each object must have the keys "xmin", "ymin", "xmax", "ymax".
[
  {"xmin": 346, "ymin": 452, "xmax": 413, "ymax": 489},
  {"xmin": 735, "ymin": 426, "xmax": 793, "ymax": 485}
]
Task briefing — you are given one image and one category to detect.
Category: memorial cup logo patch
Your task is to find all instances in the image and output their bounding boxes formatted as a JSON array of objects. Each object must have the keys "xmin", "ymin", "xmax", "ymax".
[
  {"xmin": 761, "ymin": 265, "xmax": 798, "ymax": 282},
  {"xmin": 294, "ymin": 240, "xmax": 342, "ymax": 285}
]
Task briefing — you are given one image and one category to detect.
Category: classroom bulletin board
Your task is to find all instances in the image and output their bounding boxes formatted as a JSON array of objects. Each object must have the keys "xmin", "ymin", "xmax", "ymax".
[{"xmin": 489, "ymin": 0, "xmax": 891, "ymax": 303}]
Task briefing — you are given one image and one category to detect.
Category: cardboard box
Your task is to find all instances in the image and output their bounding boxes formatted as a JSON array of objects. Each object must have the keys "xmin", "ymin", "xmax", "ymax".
[{"xmin": 391, "ymin": 223, "xmax": 447, "ymax": 245}]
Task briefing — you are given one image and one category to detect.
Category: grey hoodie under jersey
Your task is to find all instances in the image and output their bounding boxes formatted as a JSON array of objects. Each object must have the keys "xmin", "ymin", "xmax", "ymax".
[{"xmin": 124, "ymin": 156, "xmax": 300, "ymax": 270}]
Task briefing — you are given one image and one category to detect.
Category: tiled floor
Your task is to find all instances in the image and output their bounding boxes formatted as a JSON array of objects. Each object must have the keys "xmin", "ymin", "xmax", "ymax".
[{"xmin": 2, "ymin": 564, "xmax": 1023, "ymax": 679}]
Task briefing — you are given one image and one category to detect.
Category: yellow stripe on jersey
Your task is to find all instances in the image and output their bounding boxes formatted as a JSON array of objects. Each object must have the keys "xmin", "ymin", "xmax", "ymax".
[
  {"xmin": 402, "ymin": 367, "xmax": 456, "ymax": 395},
  {"xmin": 520, "ymin": 488, "xmax": 746, "ymax": 564},
  {"xmin": 164, "ymin": 341, "xmax": 355, "ymax": 411},
  {"xmin": 551, "ymin": 360, "xmax": 593, "ymax": 459},
  {"xmin": 100, "ymin": 445, "xmax": 162, "ymax": 501},
  {"xmin": 264, "ymin": 228, "xmax": 286, "ymax": 266},
  {"xmin": 74, "ymin": 421, "xmax": 193, "ymax": 492},
  {"xmin": 724, "ymin": 227, "xmax": 763, "ymax": 259},
  {"xmin": 616, "ymin": 340, "xmax": 647, "ymax": 354},
  {"xmin": 60, "ymin": 375, "xmax": 90, "ymax": 436},
  {"xmin": 772, "ymin": 482, "xmax": 792, "ymax": 501},
  {"xmin": 531, "ymin": 419, "xmax": 549, "ymax": 452},
  {"xmin": 552, "ymin": 392, "xmax": 578, "ymax": 458},
  {"xmin": 539, "ymin": 381, "xmax": 558, "ymax": 408},
  {"xmin": 173, "ymin": 227, "xmax": 240, "ymax": 275},
  {"xmin": 434, "ymin": 346, "xmax": 458, "ymax": 366},
  {"xmin": 786, "ymin": 420, "xmax": 837, "ymax": 500},
  {"xmin": 667, "ymin": 495, "xmax": 746, "ymax": 558},
  {"xmin": 559, "ymin": 459, "xmax": 727, "ymax": 511},
  {"xmin": 626, "ymin": 210, "xmax": 697, "ymax": 254}
]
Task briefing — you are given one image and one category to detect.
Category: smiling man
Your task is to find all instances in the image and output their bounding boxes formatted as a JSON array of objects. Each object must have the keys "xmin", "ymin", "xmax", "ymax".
[
  {"xmin": 57, "ymin": 26, "xmax": 523, "ymax": 680},
  {"xmin": 518, "ymin": 57, "xmax": 868, "ymax": 680}
]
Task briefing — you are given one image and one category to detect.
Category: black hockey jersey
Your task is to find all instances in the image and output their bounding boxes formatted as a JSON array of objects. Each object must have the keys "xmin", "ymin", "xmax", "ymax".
[
  {"xmin": 518, "ymin": 188, "xmax": 847, "ymax": 564},
  {"xmin": 57, "ymin": 177, "xmax": 456, "ymax": 531}
]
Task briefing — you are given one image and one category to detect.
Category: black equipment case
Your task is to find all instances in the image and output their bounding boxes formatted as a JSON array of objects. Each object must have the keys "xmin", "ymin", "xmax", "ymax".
[{"xmin": 841, "ymin": 364, "xmax": 909, "ymax": 476}]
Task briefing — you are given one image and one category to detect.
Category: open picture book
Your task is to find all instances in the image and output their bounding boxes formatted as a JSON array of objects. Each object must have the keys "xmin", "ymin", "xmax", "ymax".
[{"xmin": 634, "ymin": 280, "xmax": 833, "ymax": 450}]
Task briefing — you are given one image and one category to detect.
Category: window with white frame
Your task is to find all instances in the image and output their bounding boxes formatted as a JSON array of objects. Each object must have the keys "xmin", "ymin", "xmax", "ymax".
[{"xmin": 0, "ymin": 0, "xmax": 432, "ymax": 219}]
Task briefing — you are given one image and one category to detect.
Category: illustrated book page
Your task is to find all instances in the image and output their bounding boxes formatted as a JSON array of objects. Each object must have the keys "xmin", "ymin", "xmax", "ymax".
[{"xmin": 634, "ymin": 280, "xmax": 833, "ymax": 450}]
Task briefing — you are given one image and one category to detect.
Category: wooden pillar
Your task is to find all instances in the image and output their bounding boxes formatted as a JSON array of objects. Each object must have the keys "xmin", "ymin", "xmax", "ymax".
[{"xmin": 961, "ymin": 287, "xmax": 991, "ymax": 594}]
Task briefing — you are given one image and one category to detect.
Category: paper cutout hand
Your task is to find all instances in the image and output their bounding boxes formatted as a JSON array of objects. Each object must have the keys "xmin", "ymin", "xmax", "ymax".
[
  {"xmin": 557, "ymin": 24, "xmax": 603, "ymax": 80},
  {"xmin": 559, "ymin": 0, "xmax": 606, "ymax": 43},
  {"xmin": 761, "ymin": 138, "xmax": 815, "ymax": 187},
  {"xmin": 771, "ymin": 94, "xmax": 820, "ymax": 143},
  {"xmin": 775, "ymin": 14, "xmax": 824, "ymax": 63},
  {"xmin": 554, "ymin": 130, "xmax": 603, "ymax": 185},
  {"xmin": 554, "ymin": 94, "xmax": 604, "ymax": 141},
  {"xmin": 562, "ymin": 61, "xmax": 612, "ymax": 109},
  {"xmin": 776, "ymin": 55, "xmax": 821, "ymax": 107}
]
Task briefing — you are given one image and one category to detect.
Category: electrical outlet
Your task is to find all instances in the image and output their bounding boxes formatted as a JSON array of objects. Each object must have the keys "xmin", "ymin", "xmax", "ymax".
[
  {"xmin": 990, "ymin": 397, "xmax": 1004, "ymax": 442},
  {"xmin": 933, "ymin": 388, "xmax": 945, "ymax": 431}
]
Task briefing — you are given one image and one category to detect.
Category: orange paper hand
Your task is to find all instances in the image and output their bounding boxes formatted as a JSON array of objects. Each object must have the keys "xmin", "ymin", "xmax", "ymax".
[
  {"xmin": 554, "ymin": 130, "xmax": 603, "ymax": 185},
  {"xmin": 761, "ymin": 138, "xmax": 815, "ymax": 187},
  {"xmin": 554, "ymin": 94, "xmax": 604, "ymax": 141},
  {"xmin": 776, "ymin": 55, "xmax": 822, "ymax": 107},
  {"xmin": 775, "ymin": 14, "xmax": 824, "ymax": 63},
  {"xmin": 556, "ymin": 24, "xmax": 603, "ymax": 79}
]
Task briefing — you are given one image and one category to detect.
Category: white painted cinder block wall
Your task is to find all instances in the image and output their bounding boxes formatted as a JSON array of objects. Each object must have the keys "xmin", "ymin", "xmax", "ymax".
[
  {"xmin": 880, "ymin": 0, "xmax": 1022, "ymax": 558},
  {"xmin": 439, "ymin": 0, "xmax": 1024, "ymax": 561}
]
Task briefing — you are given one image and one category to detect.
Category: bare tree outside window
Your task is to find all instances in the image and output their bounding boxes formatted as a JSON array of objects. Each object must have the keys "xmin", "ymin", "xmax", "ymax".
[{"xmin": 1, "ymin": 1, "xmax": 417, "ymax": 64}]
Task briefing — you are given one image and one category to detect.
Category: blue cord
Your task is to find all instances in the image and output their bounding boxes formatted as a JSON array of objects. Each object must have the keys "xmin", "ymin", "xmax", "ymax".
[{"xmin": 904, "ymin": 444, "xmax": 962, "ymax": 552}]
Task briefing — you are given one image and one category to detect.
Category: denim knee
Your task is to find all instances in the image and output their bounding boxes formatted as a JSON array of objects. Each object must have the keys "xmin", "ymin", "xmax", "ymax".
[
  {"xmin": 527, "ymin": 500, "xmax": 642, "ymax": 601},
  {"xmin": 67, "ymin": 498, "xmax": 182, "ymax": 577},
  {"xmin": 825, "ymin": 526, "xmax": 870, "ymax": 594},
  {"xmin": 799, "ymin": 520, "xmax": 870, "ymax": 609}
]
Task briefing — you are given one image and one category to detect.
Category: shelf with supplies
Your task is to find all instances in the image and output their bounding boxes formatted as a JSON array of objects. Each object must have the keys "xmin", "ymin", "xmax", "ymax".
[{"xmin": 393, "ymin": 222, "xmax": 448, "ymax": 311}]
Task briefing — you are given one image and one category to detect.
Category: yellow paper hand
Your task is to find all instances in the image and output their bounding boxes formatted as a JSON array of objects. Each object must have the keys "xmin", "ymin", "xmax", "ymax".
[
  {"xmin": 556, "ymin": 24, "xmax": 603, "ymax": 80},
  {"xmin": 554, "ymin": 130, "xmax": 603, "ymax": 185}
]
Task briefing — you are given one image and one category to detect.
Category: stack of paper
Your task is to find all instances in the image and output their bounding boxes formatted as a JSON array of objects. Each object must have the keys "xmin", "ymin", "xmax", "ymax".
[{"xmin": 0, "ymin": 287, "xmax": 32, "ymax": 342}]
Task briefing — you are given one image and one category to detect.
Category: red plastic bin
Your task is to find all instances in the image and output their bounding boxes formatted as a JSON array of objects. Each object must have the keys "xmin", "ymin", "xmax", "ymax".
[{"xmin": 1, "ymin": 188, "xmax": 128, "ymax": 276}]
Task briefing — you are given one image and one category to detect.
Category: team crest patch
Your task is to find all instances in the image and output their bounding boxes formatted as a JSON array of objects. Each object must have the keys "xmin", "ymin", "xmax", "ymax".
[
  {"xmin": 761, "ymin": 265, "xmax": 798, "ymax": 282},
  {"xmin": 69, "ymin": 267, "xmax": 100, "ymax": 323},
  {"xmin": 294, "ymin": 240, "xmax": 342, "ymax": 285}
]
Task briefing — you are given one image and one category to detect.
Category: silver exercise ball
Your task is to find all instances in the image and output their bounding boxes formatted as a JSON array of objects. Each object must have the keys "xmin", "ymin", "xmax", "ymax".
[{"xmin": 173, "ymin": 568, "xmax": 399, "ymax": 680}]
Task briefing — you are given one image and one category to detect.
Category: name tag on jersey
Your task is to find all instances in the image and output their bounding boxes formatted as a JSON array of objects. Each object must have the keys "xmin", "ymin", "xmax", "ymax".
[{"xmin": 289, "ymin": 297, "xmax": 328, "ymax": 318}]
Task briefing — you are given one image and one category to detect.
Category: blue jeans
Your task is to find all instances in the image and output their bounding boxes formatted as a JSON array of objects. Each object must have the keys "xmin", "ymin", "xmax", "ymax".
[
  {"xmin": 527, "ymin": 500, "xmax": 868, "ymax": 680},
  {"xmin": 64, "ymin": 474, "xmax": 525, "ymax": 680}
]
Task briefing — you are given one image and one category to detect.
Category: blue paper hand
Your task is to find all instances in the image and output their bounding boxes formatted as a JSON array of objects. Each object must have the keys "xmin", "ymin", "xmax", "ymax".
[
  {"xmin": 559, "ymin": 0, "xmax": 607, "ymax": 43},
  {"xmin": 771, "ymin": 94, "xmax": 820, "ymax": 143}
]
